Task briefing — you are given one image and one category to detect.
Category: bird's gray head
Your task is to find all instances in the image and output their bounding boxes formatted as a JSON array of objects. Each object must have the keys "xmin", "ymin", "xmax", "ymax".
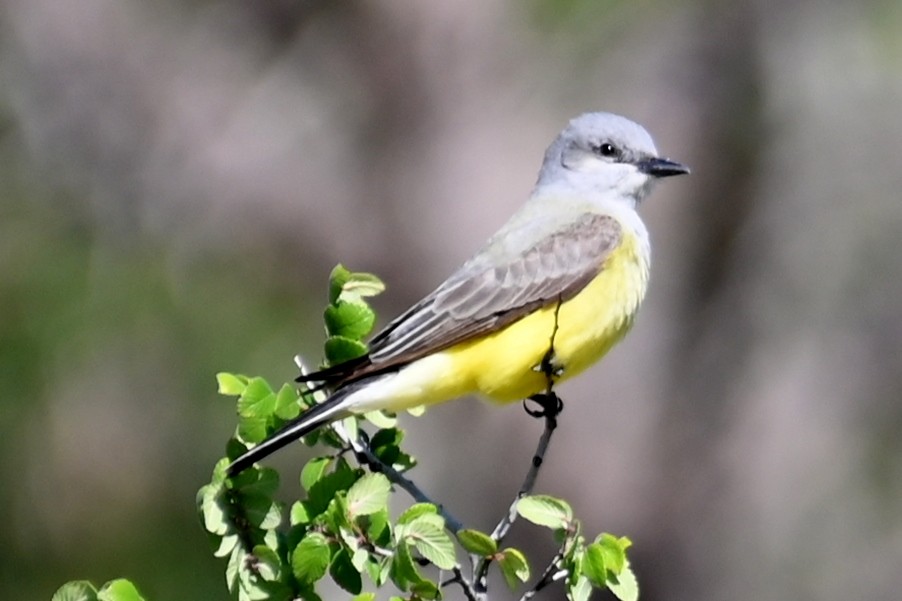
[{"xmin": 536, "ymin": 112, "xmax": 688, "ymax": 204}]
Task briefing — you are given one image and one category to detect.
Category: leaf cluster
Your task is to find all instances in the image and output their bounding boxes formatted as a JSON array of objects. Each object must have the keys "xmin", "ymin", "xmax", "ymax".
[
  {"xmin": 199, "ymin": 450, "xmax": 461, "ymax": 601},
  {"xmin": 198, "ymin": 266, "xmax": 459, "ymax": 600},
  {"xmin": 516, "ymin": 496, "xmax": 638, "ymax": 601}
]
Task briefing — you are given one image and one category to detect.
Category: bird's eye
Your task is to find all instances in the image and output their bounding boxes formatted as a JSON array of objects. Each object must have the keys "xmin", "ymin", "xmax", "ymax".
[{"xmin": 594, "ymin": 142, "xmax": 620, "ymax": 159}]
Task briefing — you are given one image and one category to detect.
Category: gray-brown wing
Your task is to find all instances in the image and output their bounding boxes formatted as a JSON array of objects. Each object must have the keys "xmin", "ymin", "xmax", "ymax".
[{"xmin": 361, "ymin": 213, "xmax": 622, "ymax": 372}]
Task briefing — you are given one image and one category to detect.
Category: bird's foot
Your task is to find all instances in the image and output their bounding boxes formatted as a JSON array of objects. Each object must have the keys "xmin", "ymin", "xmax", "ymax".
[{"xmin": 524, "ymin": 391, "xmax": 564, "ymax": 419}]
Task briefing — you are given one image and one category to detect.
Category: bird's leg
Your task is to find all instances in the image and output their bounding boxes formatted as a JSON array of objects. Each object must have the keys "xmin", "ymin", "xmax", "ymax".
[{"xmin": 525, "ymin": 295, "xmax": 565, "ymax": 420}]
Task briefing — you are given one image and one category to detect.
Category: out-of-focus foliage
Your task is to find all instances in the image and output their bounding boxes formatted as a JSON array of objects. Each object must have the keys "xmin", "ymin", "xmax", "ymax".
[
  {"xmin": 52, "ymin": 579, "xmax": 146, "ymax": 601},
  {"xmin": 2, "ymin": 0, "xmax": 901, "ymax": 600}
]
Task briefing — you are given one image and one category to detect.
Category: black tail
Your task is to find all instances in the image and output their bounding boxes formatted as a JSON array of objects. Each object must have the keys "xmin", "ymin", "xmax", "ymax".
[
  {"xmin": 226, "ymin": 389, "xmax": 351, "ymax": 477},
  {"xmin": 295, "ymin": 355, "xmax": 370, "ymax": 384}
]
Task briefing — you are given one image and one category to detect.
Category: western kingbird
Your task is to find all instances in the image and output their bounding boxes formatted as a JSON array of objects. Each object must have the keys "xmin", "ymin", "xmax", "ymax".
[{"xmin": 228, "ymin": 112, "xmax": 688, "ymax": 476}]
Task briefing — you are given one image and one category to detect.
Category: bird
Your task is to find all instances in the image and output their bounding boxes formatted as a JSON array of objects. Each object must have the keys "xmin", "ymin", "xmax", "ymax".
[{"xmin": 227, "ymin": 112, "xmax": 688, "ymax": 476}]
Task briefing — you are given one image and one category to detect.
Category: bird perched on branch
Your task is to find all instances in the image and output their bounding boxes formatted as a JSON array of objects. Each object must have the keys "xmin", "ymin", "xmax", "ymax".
[{"xmin": 228, "ymin": 112, "xmax": 688, "ymax": 476}]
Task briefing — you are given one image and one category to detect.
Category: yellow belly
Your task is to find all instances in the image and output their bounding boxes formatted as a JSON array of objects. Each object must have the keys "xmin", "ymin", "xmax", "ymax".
[{"xmin": 440, "ymin": 231, "xmax": 650, "ymax": 403}]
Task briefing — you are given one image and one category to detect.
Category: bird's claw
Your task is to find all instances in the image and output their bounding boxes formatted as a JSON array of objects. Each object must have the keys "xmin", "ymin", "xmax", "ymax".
[{"xmin": 524, "ymin": 391, "xmax": 564, "ymax": 419}]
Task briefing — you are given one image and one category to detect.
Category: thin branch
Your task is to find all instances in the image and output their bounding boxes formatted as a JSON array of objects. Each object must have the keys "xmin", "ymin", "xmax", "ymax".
[
  {"xmin": 442, "ymin": 566, "xmax": 479, "ymax": 601},
  {"xmin": 518, "ymin": 547, "xmax": 568, "ymax": 601},
  {"xmin": 472, "ymin": 403, "xmax": 559, "ymax": 594},
  {"xmin": 491, "ymin": 401, "xmax": 559, "ymax": 544},
  {"xmin": 336, "ymin": 421, "xmax": 466, "ymax": 534}
]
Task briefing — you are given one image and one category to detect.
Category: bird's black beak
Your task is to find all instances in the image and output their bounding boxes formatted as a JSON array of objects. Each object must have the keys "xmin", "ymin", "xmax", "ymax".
[{"xmin": 638, "ymin": 157, "xmax": 690, "ymax": 178}]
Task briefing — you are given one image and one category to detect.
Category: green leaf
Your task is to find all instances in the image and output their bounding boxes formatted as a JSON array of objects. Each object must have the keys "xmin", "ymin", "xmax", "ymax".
[
  {"xmin": 330, "ymin": 548, "xmax": 363, "ymax": 594},
  {"xmin": 347, "ymin": 473, "xmax": 391, "ymax": 517},
  {"xmin": 290, "ymin": 501, "xmax": 311, "ymax": 525},
  {"xmin": 237, "ymin": 415, "xmax": 269, "ymax": 444},
  {"xmin": 227, "ymin": 463, "xmax": 261, "ymax": 489},
  {"xmin": 225, "ymin": 437, "xmax": 249, "ymax": 463},
  {"xmin": 242, "ymin": 495, "xmax": 283, "ymax": 530},
  {"xmin": 369, "ymin": 427, "xmax": 402, "ymax": 450},
  {"xmin": 237, "ymin": 377, "xmax": 277, "ymax": 418},
  {"xmin": 213, "ymin": 533, "xmax": 239, "ymax": 558},
  {"xmin": 226, "ymin": 546, "xmax": 243, "ymax": 594},
  {"xmin": 328, "ymin": 264, "xmax": 353, "ymax": 305},
  {"xmin": 336, "ymin": 271, "xmax": 385, "ymax": 304},
  {"xmin": 498, "ymin": 547, "xmax": 530, "ymax": 590},
  {"xmin": 369, "ymin": 427, "xmax": 404, "ymax": 466},
  {"xmin": 594, "ymin": 533, "xmax": 627, "ymax": 575},
  {"xmin": 324, "ymin": 301, "xmax": 376, "ymax": 340},
  {"xmin": 263, "ymin": 529, "xmax": 280, "ymax": 552},
  {"xmin": 400, "ymin": 511, "xmax": 445, "ymax": 532},
  {"xmin": 284, "ymin": 524, "xmax": 307, "ymax": 556},
  {"xmin": 217, "ymin": 372, "xmax": 248, "ymax": 396},
  {"xmin": 291, "ymin": 532, "xmax": 331, "ymax": 584},
  {"xmin": 306, "ymin": 463, "xmax": 360, "ymax": 517},
  {"xmin": 352, "ymin": 594, "xmax": 376, "ymax": 601},
  {"xmin": 97, "ymin": 578, "xmax": 144, "ymax": 601},
  {"xmin": 338, "ymin": 415, "xmax": 360, "ymax": 443},
  {"xmin": 397, "ymin": 503, "xmax": 437, "ymax": 525},
  {"xmin": 402, "ymin": 516, "xmax": 456, "ymax": 570},
  {"xmin": 567, "ymin": 574, "xmax": 592, "ymax": 601},
  {"xmin": 301, "ymin": 456, "xmax": 332, "ymax": 492},
  {"xmin": 255, "ymin": 582, "xmax": 293, "ymax": 601},
  {"xmin": 236, "ymin": 572, "xmax": 271, "ymax": 601},
  {"xmin": 363, "ymin": 410, "xmax": 397, "ymax": 429},
  {"xmin": 367, "ymin": 552, "xmax": 391, "ymax": 587},
  {"xmin": 457, "ymin": 529, "xmax": 497, "ymax": 556},
  {"xmin": 211, "ymin": 456, "xmax": 233, "ymax": 484},
  {"xmin": 516, "ymin": 495, "xmax": 573, "ymax": 529},
  {"xmin": 607, "ymin": 562, "xmax": 639, "ymax": 601},
  {"xmin": 409, "ymin": 579, "xmax": 440, "ymax": 600},
  {"xmin": 237, "ymin": 377, "xmax": 274, "ymax": 409},
  {"xmin": 198, "ymin": 481, "xmax": 229, "ymax": 536},
  {"xmin": 337, "ymin": 523, "xmax": 361, "ymax": 552},
  {"xmin": 364, "ymin": 508, "xmax": 392, "ymax": 546},
  {"xmin": 251, "ymin": 545, "xmax": 282, "ymax": 581},
  {"xmin": 236, "ymin": 466, "xmax": 279, "ymax": 498},
  {"xmin": 324, "ymin": 336, "xmax": 369, "ymax": 364},
  {"xmin": 274, "ymin": 383, "xmax": 300, "ymax": 420},
  {"xmin": 390, "ymin": 542, "xmax": 440, "ymax": 598},
  {"xmin": 52, "ymin": 582, "xmax": 98, "ymax": 601},
  {"xmin": 390, "ymin": 540, "xmax": 420, "ymax": 590},
  {"xmin": 564, "ymin": 545, "xmax": 583, "ymax": 589},
  {"xmin": 351, "ymin": 547, "xmax": 370, "ymax": 571},
  {"xmin": 295, "ymin": 586, "xmax": 322, "ymax": 601},
  {"xmin": 323, "ymin": 495, "xmax": 353, "ymax": 535},
  {"xmin": 582, "ymin": 542, "xmax": 608, "ymax": 588}
]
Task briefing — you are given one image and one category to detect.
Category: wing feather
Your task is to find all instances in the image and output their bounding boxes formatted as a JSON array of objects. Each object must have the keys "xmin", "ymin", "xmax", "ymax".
[{"xmin": 301, "ymin": 213, "xmax": 622, "ymax": 386}]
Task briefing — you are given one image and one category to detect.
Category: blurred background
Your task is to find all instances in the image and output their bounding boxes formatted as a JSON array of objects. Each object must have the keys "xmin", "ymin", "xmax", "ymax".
[{"xmin": 2, "ymin": 0, "xmax": 901, "ymax": 599}]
